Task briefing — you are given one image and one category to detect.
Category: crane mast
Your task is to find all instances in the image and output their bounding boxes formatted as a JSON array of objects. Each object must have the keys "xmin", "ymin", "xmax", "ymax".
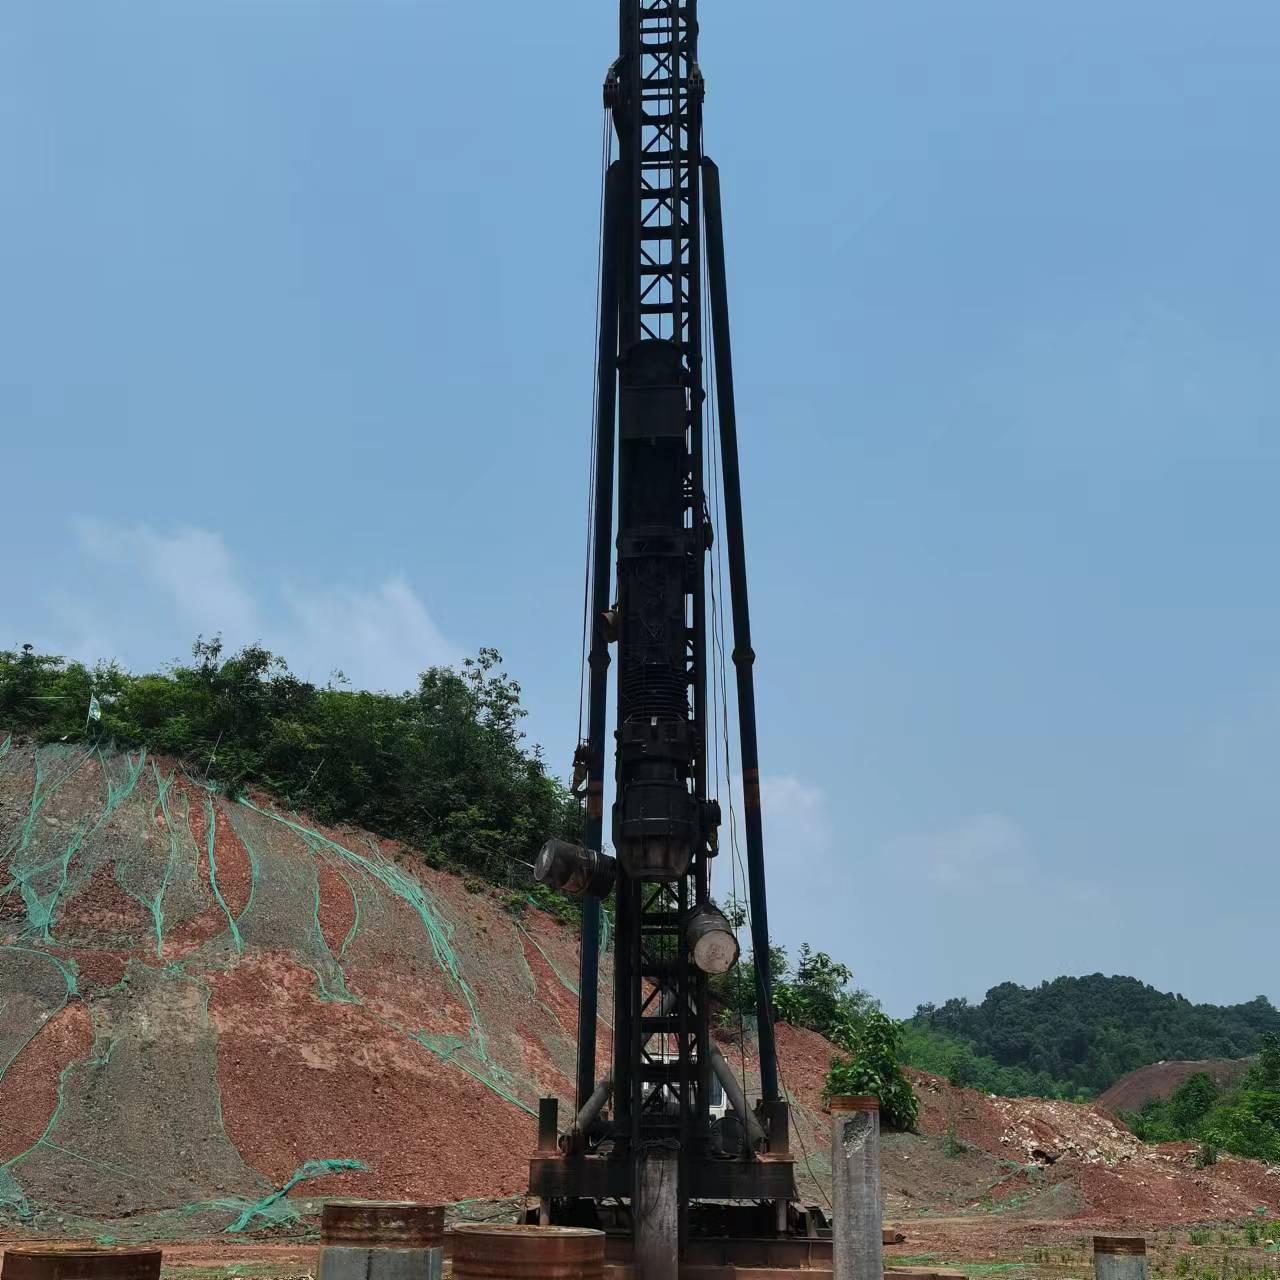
[
  {"xmin": 530, "ymin": 2, "xmax": 794, "ymax": 1272},
  {"xmin": 612, "ymin": 0, "xmax": 709, "ymax": 1162}
]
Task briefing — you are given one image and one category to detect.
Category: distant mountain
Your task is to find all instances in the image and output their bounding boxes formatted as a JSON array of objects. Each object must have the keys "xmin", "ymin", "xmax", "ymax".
[{"xmin": 911, "ymin": 974, "xmax": 1280, "ymax": 1096}]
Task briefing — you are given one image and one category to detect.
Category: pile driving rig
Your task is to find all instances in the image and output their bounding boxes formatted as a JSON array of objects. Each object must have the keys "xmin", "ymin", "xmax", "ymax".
[{"xmin": 530, "ymin": 2, "xmax": 807, "ymax": 1275}]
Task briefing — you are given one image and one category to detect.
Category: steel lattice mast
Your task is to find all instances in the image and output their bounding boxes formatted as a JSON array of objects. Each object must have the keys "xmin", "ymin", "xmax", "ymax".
[
  {"xmin": 530, "ymin": 1, "xmax": 792, "ymax": 1270},
  {"xmin": 610, "ymin": 0, "xmax": 710, "ymax": 1171}
]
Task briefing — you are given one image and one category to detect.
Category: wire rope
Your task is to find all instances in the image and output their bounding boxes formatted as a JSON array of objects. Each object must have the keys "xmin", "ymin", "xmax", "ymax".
[
  {"xmin": 577, "ymin": 109, "xmax": 613, "ymax": 751},
  {"xmin": 698, "ymin": 136, "xmax": 833, "ymax": 1209}
]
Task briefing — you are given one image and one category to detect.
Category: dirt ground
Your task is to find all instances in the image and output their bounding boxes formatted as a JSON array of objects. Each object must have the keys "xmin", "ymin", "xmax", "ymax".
[
  {"xmin": 4, "ymin": 741, "xmax": 1279, "ymax": 1270},
  {"xmin": 1098, "ymin": 1061, "xmax": 1251, "ymax": 1114},
  {"xmin": 6, "ymin": 1218, "xmax": 1279, "ymax": 1280}
]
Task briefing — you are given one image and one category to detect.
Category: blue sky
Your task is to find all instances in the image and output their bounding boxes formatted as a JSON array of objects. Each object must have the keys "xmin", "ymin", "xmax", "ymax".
[{"xmin": 3, "ymin": 1, "xmax": 1277, "ymax": 1016}]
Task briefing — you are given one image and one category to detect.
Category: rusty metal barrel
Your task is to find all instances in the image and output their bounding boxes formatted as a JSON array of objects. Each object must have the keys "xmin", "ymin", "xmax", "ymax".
[
  {"xmin": 451, "ymin": 1224, "xmax": 605, "ymax": 1280},
  {"xmin": 1094, "ymin": 1237, "xmax": 1148, "ymax": 1280},
  {"xmin": 318, "ymin": 1201, "xmax": 446, "ymax": 1280},
  {"xmin": 1, "ymin": 1250, "xmax": 162, "ymax": 1280}
]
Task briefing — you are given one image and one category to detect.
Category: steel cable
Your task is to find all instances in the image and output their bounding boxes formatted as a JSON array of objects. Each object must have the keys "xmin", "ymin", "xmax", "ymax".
[
  {"xmin": 698, "ymin": 134, "xmax": 832, "ymax": 1209},
  {"xmin": 577, "ymin": 109, "xmax": 613, "ymax": 753}
]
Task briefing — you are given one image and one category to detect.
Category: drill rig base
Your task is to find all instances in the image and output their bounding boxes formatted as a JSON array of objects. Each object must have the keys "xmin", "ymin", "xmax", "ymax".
[
  {"xmin": 528, "ymin": 1154, "xmax": 829, "ymax": 1278},
  {"xmin": 528, "ymin": 1153, "xmax": 799, "ymax": 1203},
  {"xmin": 522, "ymin": 1215, "xmax": 834, "ymax": 1280},
  {"xmin": 602, "ymin": 1239, "xmax": 834, "ymax": 1280}
]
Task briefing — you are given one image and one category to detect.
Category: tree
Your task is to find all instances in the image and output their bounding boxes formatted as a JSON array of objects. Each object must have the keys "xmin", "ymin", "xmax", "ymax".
[
  {"xmin": 1167, "ymin": 1073, "xmax": 1219, "ymax": 1134},
  {"xmin": 1253, "ymin": 1033, "xmax": 1280, "ymax": 1089},
  {"xmin": 909, "ymin": 974, "xmax": 1280, "ymax": 1097},
  {"xmin": 0, "ymin": 642, "xmax": 578, "ymax": 889},
  {"xmin": 1124, "ymin": 1037, "xmax": 1280, "ymax": 1163},
  {"xmin": 824, "ymin": 1009, "xmax": 920, "ymax": 1132}
]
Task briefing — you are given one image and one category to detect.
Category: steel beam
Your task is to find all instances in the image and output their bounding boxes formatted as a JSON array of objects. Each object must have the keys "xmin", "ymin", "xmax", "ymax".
[
  {"xmin": 700, "ymin": 156, "xmax": 779, "ymax": 1102},
  {"xmin": 577, "ymin": 159, "xmax": 625, "ymax": 1115}
]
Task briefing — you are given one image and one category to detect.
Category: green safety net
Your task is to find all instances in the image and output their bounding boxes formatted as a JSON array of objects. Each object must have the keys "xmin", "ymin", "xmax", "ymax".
[
  {"xmin": 225, "ymin": 1160, "xmax": 368, "ymax": 1234},
  {"xmin": 0, "ymin": 739, "xmax": 611, "ymax": 1241}
]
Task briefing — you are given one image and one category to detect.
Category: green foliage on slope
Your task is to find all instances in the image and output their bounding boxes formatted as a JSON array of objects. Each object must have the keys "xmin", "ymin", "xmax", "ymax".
[
  {"xmin": 898, "ymin": 1022, "xmax": 1083, "ymax": 1100},
  {"xmin": 1126, "ymin": 1034, "xmax": 1280, "ymax": 1164},
  {"xmin": 910, "ymin": 974, "xmax": 1280, "ymax": 1097},
  {"xmin": 0, "ymin": 639, "xmax": 578, "ymax": 886},
  {"xmin": 825, "ymin": 1009, "xmax": 920, "ymax": 1131},
  {"xmin": 710, "ymin": 932, "xmax": 919, "ymax": 1130}
]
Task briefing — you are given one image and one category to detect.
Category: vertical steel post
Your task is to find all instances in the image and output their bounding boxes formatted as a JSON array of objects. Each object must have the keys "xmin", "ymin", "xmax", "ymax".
[
  {"xmin": 537, "ymin": 1097, "xmax": 560, "ymax": 1152},
  {"xmin": 576, "ymin": 160, "xmax": 624, "ymax": 1115},
  {"xmin": 619, "ymin": 0, "xmax": 641, "ymax": 347},
  {"xmin": 701, "ymin": 156, "xmax": 779, "ymax": 1102},
  {"xmin": 609, "ymin": 0, "xmax": 639, "ymax": 1150},
  {"xmin": 685, "ymin": 29, "xmax": 714, "ymax": 1150}
]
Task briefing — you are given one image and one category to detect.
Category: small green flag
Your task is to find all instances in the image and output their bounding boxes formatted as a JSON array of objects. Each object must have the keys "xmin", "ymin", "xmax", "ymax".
[{"xmin": 87, "ymin": 694, "xmax": 102, "ymax": 723}]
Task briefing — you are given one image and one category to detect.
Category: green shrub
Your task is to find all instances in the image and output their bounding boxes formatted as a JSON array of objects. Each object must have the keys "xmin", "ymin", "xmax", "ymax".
[
  {"xmin": 898, "ymin": 1021, "xmax": 1076, "ymax": 1100},
  {"xmin": 0, "ymin": 641, "xmax": 579, "ymax": 897},
  {"xmin": 824, "ymin": 1008, "xmax": 920, "ymax": 1131},
  {"xmin": 1122, "ymin": 1037, "xmax": 1280, "ymax": 1166}
]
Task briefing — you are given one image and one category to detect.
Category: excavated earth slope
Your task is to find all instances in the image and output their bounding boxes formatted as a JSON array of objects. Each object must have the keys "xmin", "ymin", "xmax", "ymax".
[
  {"xmin": 1098, "ymin": 1059, "xmax": 1252, "ymax": 1113},
  {"xmin": 1, "ymin": 737, "xmax": 1277, "ymax": 1243}
]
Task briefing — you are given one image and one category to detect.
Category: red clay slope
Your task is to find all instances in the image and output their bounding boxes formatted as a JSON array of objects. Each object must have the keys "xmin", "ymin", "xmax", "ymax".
[
  {"xmin": 1098, "ymin": 1059, "xmax": 1252, "ymax": 1114},
  {"xmin": 2, "ymin": 738, "xmax": 1278, "ymax": 1240}
]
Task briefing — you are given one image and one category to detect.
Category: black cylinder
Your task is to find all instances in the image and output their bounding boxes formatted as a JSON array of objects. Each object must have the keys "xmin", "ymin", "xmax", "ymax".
[
  {"xmin": 535, "ymin": 839, "xmax": 617, "ymax": 899},
  {"xmin": 613, "ymin": 338, "xmax": 699, "ymax": 881}
]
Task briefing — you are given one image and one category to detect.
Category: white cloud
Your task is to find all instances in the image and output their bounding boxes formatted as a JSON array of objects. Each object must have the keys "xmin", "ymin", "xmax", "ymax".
[
  {"xmin": 65, "ymin": 521, "xmax": 454, "ymax": 691},
  {"xmin": 683, "ymin": 777, "xmax": 1115, "ymax": 1015},
  {"xmin": 760, "ymin": 774, "xmax": 834, "ymax": 860},
  {"xmin": 77, "ymin": 521, "xmax": 259, "ymax": 641},
  {"xmin": 889, "ymin": 812, "xmax": 1031, "ymax": 887},
  {"xmin": 283, "ymin": 575, "xmax": 456, "ymax": 692},
  {"xmin": 712, "ymin": 772, "xmax": 835, "ymax": 890},
  {"xmin": 715, "ymin": 773, "xmax": 844, "ymax": 965}
]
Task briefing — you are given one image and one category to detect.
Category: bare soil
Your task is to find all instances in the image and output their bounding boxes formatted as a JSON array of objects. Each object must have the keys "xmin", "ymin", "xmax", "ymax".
[
  {"xmin": 1099, "ymin": 1060, "xmax": 1252, "ymax": 1114},
  {"xmin": 2, "ymin": 740, "xmax": 1278, "ymax": 1265}
]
